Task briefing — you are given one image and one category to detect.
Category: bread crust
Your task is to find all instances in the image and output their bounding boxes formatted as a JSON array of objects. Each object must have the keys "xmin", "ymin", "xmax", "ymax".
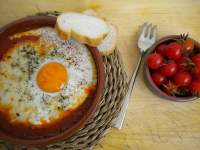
[
  {"xmin": 82, "ymin": 9, "xmax": 117, "ymax": 55},
  {"xmin": 97, "ymin": 24, "xmax": 117, "ymax": 55}
]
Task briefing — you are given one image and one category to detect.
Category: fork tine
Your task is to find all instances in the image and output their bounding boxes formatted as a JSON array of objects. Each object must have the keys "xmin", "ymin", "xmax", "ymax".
[
  {"xmin": 146, "ymin": 23, "xmax": 152, "ymax": 38},
  {"xmin": 139, "ymin": 22, "xmax": 148, "ymax": 37}
]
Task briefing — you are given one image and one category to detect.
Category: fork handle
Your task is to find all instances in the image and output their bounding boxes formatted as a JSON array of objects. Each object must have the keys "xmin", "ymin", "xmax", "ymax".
[
  {"xmin": 113, "ymin": 53, "xmax": 144, "ymax": 129},
  {"xmin": 128, "ymin": 53, "xmax": 143, "ymax": 96}
]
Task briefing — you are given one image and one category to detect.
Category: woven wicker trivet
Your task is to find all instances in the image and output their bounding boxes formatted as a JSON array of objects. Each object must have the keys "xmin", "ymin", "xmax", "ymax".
[{"xmin": 0, "ymin": 12, "xmax": 128, "ymax": 150}]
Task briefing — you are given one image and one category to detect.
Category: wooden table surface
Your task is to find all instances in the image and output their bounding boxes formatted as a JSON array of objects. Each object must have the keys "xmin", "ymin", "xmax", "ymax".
[{"xmin": 0, "ymin": 0, "xmax": 200, "ymax": 149}]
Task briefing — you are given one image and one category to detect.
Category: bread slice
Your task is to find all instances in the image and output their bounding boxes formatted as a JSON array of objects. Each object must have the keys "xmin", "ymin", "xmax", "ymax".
[
  {"xmin": 97, "ymin": 24, "xmax": 117, "ymax": 55},
  {"xmin": 56, "ymin": 12, "xmax": 109, "ymax": 46},
  {"xmin": 82, "ymin": 9, "xmax": 117, "ymax": 55}
]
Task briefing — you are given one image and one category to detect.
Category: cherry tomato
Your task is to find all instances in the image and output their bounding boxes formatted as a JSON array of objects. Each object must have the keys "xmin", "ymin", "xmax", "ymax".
[
  {"xmin": 164, "ymin": 42, "xmax": 182, "ymax": 60},
  {"xmin": 191, "ymin": 54, "xmax": 200, "ymax": 64},
  {"xmin": 151, "ymin": 72, "xmax": 166, "ymax": 85},
  {"xmin": 147, "ymin": 53, "xmax": 163, "ymax": 69},
  {"xmin": 189, "ymin": 80, "xmax": 200, "ymax": 96},
  {"xmin": 156, "ymin": 44, "xmax": 167, "ymax": 55},
  {"xmin": 160, "ymin": 61, "xmax": 178, "ymax": 77},
  {"xmin": 194, "ymin": 63, "xmax": 200, "ymax": 74},
  {"xmin": 191, "ymin": 54, "xmax": 200, "ymax": 79},
  {"xmin": 182, "ymin": 38, "xmax": 194, "ymax": 54},
  {"xmin": 176, "ymin": 56, "xmax": 191, "ymax": 71},
  {"xmin": 194, "ymin": 73, "xmax": 200, "ymax": 81},
  {"xmin": 173, "ymin": 71, "xmax": 192, "ymax": 87},
  {"xmin": 193, "ymin": 62, "xmax": 200, "ymax": 78}
]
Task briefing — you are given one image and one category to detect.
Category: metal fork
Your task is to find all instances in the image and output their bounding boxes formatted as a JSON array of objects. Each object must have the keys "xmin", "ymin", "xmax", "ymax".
[{"xmin": 113, "ymin": 22, "xmax": 157, "ymax": 129}]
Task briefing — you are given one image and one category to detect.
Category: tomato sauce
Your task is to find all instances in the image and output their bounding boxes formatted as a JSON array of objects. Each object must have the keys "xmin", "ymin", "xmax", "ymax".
[{"xmin": 0, "ymin": 35, "xmax": 97, "ymax": 139}]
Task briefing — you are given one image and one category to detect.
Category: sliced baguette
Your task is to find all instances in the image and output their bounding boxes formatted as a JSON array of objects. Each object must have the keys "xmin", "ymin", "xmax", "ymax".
[
  {"xmin": 56, "ymin": 12, "xmax": 109, "ymax": 46},
  {"xmin": 83, "ymin": 9, "xmax": 117, "ymax": 55},
  {"xmin": 97, "ymin": 24, "xmax": 117, "ymax": 55}
]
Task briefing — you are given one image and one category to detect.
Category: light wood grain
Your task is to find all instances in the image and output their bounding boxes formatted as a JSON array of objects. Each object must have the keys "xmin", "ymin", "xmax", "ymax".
[{"xmin": 0, "ymin": 0, "xmax": 200, "ymax": 150}]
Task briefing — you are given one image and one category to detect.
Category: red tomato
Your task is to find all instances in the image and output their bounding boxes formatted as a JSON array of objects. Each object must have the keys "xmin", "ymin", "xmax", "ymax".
[
  {"xmin": 191, "ymin": 54, "xmax": 200, "ymax": 79},
  {"xmin": 147, "ymin": 53, "xmax": 163, "ymax": 69},
  {"xmin": 176, "ymin": 56, "xmax": 191, "ymax": 71},
  {"xmin": 164, "ymin": 42, "xmax": 182, "ymax": 60},
  {"xmin": 151, "ymin": 72, "xmax": 166, "ymax": 85},
  {"xmin": 194, "ymin": 74, "xmax": 200, "ymax": 81},
  {"xmin": 189, "ymin": 80, "xmax": 200, "ymax": 96},
  {"xmin": 193, "ymin": 63, "xmax": 200, "ymax": 80},
  {"xmin": 160, "ymin": 61, "xmax": 178, "ymax": 77},
  {"xmin": 156, "ymin": 44, "xmax": 167, "ymax": 55},
  {"xmin": 191, "ymin": 54, "xmax": 200, "ymax": 64},
  {"xmin": 182, "ymin": 38, "xmax": 194, "ymax": 54},
  {"xmin": 173, "ymin": 71, "xmax": 192, "ymax": 87},
  {"xmin": 194, "ymin": 63, "xmax": 200, "ymax": 74}
]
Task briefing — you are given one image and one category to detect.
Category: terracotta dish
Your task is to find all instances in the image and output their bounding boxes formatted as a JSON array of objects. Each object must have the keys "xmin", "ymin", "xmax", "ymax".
[{"xmin": 0, "ymin": 16, "xmax": 105, "ymax": 146}]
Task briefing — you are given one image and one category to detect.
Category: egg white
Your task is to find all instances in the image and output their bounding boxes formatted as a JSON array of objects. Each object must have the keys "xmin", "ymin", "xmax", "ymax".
[{"xmin": 0, "ymin": 27, "xmax": 97, "ymax": 125}]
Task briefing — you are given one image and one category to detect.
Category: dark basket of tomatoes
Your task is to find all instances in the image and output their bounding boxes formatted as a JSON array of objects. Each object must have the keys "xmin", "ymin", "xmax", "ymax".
[{"xmin": 144, "ymin": 35, "xmax": 200, "ymax": 102}]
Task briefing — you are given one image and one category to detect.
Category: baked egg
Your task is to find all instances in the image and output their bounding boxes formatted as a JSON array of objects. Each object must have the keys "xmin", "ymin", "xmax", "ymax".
[{"xmin": 0, "ymin": 27, "xmax": 97, "ymax": 126}]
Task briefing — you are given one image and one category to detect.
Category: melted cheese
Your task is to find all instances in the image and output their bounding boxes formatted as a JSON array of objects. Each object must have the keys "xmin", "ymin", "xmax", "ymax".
[{"xmin": 0, "ymin": 27, "xmax": 97, "ymax": 126}]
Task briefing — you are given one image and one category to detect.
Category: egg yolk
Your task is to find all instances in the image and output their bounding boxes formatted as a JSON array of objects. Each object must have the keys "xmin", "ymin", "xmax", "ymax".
[{"xmin": 36, "ymin": 62, "xmax": 68, "ymax": 93}]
